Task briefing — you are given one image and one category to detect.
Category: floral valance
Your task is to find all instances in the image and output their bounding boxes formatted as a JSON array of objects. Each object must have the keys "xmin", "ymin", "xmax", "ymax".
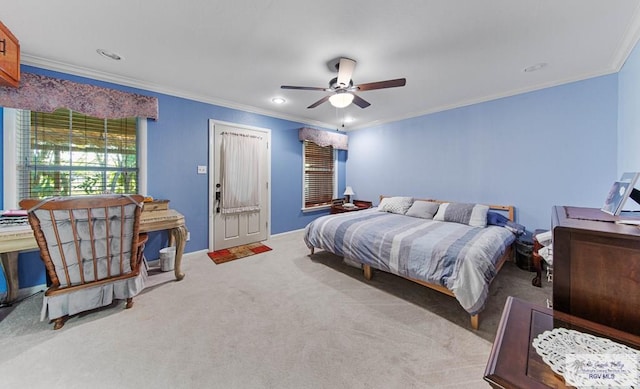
[
  {"xmin": 298, "ymin": 127, "xmax": 348, "ymax": 150},
  {"xmin": 0, "ymin": 73, "xmax": 158, "ymax": 119}
]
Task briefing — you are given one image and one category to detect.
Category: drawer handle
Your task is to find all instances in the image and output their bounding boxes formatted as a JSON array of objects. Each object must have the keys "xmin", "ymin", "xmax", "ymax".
[{"xmin": 0, "ymin": 39, "xmax": 5, "ymax": 55}]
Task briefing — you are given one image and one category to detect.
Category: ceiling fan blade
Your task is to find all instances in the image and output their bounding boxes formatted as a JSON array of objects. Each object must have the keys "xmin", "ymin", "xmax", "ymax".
[
  {"xmin": 281, "ymin": 85, "xmax": 329, "ymax": 91},
  {"xmin": 307, "ymin": 95, "xmax": 330, "ymax": 109},
  {"xmin": 352, "ymin": 94, "xmax": 371, "ymax": 109},
  {"xmin": 355, "ymin": 78, "xmax": 406, "ymax": 91},
  {"xmin": 336, "ymin": 58, "xmax": 356, "ymax": 88}
]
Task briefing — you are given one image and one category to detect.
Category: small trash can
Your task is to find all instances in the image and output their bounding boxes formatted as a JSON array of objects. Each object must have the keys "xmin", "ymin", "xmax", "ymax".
[
  {"xmin": 515, "ymin": 234, "xmax": 535, "ymax": 272},
  {"xmin": 159, "ymin": 246, "xmax": 176, "ymax": 272}
]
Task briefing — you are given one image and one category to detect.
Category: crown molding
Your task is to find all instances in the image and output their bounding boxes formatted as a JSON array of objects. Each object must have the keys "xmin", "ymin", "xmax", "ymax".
[
  {"xmin": 348, "ymin": 67, "xmax": 619, "ymax": 131},
  {"xmin": 611, "ymin": 2, "xmax": 640, "ymax": 71},
  {"xmin": 20, "ymin": 54, "xmax": 334, "ymax": 130},
  {"xmin": 20, "ymin": 50, "xmax": 630, "ymax": 134}
]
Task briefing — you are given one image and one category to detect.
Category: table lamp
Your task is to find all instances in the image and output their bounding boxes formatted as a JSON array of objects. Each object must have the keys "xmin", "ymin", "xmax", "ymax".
[{"xmin": 344, "ymin": 186, "xmax": 355, "ymax": 204}]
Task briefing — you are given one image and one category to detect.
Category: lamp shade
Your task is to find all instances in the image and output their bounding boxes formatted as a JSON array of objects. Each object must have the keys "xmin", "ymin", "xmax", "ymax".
[
  {"xmin": 329, "ymin": 92, "xmax": 354, "ymax": 108},
  {"xmin": 344, "ymin": 186, "xmax": 355, "ymax": 196}
]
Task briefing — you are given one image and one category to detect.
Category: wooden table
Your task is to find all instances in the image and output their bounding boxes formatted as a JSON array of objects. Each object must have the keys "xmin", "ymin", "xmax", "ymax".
[
  {"xmin": 0, "ymin": 209, "xmax": 187, "ymax": 304},
  {"xmin": 484, "ymin": 296, "xmax": 640, "ymax": 388}
]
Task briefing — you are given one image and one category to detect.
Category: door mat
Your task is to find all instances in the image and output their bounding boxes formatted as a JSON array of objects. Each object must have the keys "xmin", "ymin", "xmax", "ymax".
[{"xmin": 208, "ymin": 242, "xmax": 272, "ymax": 265}]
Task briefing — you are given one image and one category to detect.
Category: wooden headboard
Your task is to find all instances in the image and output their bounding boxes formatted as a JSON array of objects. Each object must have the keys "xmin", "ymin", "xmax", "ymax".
[{"xmin": 379, "ymin": 195, "xmax": 515, "ymax": 222}]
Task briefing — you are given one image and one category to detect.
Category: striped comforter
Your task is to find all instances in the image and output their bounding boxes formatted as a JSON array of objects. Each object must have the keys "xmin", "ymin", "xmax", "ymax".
[{"xmin": 304, "ymin": 209, "xmax": 516, "ymax": 315}]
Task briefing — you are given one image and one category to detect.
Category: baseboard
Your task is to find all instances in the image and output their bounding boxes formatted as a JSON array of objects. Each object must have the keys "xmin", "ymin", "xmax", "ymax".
[
  {"xmin": 184, "ymin": 249, "xmax": 208, "ymax": 257},
  {"xmin": 270, "ymin": 228, "xmax": 304, "ymax": 238},
  {"xmin": 146, "ymin": 248, "xmax": 206, "ymax": 265},
  {"xmin": 17, "ymin": 285, "xmax": 46, "ymax": 302},
  {"xmin": 9, "ymin": 251, "xmax": 208, "ymax": 304}
]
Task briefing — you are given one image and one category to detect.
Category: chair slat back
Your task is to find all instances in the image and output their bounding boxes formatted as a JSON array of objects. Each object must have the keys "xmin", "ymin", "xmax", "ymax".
[{"xmin": 20, "ymin": 195, "xmax": 144, "ymax": 288}]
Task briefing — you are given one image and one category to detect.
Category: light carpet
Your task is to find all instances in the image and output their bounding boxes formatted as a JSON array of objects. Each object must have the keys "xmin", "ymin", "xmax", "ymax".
[{"xmin": 0, "ymin": 230, "xmax": 551, "ymax": 388}]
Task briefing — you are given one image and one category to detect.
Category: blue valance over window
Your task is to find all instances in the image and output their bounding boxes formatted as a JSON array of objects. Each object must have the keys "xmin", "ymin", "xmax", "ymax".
[{"xmin": 298, "ymin": 127, "xmax": 348, "ymax": 150}]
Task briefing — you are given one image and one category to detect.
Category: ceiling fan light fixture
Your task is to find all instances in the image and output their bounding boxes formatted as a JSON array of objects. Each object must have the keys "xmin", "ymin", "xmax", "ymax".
[{"xmin": 329, "ymin": 92, "xmax": 354, "ymax": 108}]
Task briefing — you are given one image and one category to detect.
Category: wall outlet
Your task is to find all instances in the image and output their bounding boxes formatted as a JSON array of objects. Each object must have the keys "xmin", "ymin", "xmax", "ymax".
[
  {"xmin": 197, "ymin": 165, "xmax": 207, "ymax": 174},
  {"xmin": 186, "ymin": 232, "xmax": 191, "ymax": 241}
]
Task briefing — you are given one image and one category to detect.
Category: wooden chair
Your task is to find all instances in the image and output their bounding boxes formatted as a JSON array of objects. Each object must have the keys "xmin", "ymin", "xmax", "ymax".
[{"xmin": 19, "ymin": 194, "xmax": 148, "ymax": 329}]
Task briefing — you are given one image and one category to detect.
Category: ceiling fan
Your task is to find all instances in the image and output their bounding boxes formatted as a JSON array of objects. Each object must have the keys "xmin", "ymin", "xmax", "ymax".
[{"xmin": 281, "ymin": 58, "xmax": 406, "ymax": 109}]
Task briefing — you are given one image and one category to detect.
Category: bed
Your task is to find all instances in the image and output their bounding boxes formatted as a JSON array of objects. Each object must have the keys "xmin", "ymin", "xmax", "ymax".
[{"xmin": 303, "ymin": 197, "xmax": 519, "ymax": 329}]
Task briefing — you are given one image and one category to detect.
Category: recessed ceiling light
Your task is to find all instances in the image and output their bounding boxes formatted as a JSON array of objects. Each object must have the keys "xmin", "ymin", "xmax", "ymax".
[
  {"xmin": 96, "ymin": 49, "xmax": 123, "ymax": 61},
  {"xmin": 343, "ymin": 117, "xmax": 354, "ymax": 123},
  {"xmin": 523, "ymin": 62, "xmax": 547, "ymax": 73},
  {"xmin": 271, "ymin": 97, "xmax": 286, "ymax": 104}
]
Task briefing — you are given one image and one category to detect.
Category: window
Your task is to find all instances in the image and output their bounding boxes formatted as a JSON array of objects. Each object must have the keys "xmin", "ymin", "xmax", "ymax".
[
  {"xmin": 4, "ymin": 108, "xmax": 145, "ymax": 206},
  {"xmin": 303, "ymin": 140, "xmax": 336, "ymax": 209}
]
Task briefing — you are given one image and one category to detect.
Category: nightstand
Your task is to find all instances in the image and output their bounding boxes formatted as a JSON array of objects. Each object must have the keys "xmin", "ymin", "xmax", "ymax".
[{"xmin": 330, "ymin": 200, "xmax": 372, "ymax": 214}]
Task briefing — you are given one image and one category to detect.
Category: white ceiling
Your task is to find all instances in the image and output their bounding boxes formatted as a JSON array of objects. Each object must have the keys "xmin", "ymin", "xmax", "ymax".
[{"xmin": 4, "ymin": 1, "xmax": 640, "ymax": 130}]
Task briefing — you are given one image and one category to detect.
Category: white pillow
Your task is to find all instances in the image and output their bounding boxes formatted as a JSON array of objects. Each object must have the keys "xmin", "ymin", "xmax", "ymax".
[
  {"xmin": 433, "ymin": 202, "xmax": 489, "ymax": 227},
  {"xmin": 377, "ymin": 197, "xmax": 390, "ymax": 212},
  {"xmin": 378, "ymin": 196, "xmax": 413, "ymax": 215}
]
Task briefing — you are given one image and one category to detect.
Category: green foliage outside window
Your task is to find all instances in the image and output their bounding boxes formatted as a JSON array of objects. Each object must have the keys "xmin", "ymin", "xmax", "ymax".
[{"xmin": 18, "ymin": 108, "xmax": 138, "ymax": 199}]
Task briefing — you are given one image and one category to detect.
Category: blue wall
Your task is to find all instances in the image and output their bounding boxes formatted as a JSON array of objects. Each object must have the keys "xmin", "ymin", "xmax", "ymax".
[
  {"xmin": 0, "ymin": 65, "xmax": 345, "ymax": 293},
  {"xmin": 348, "ymin": 74, "xmax": 619, "ymax": 232},
  {"xmin": 618, "ymin": 39, "xmax": 640, "ymax": 176}
]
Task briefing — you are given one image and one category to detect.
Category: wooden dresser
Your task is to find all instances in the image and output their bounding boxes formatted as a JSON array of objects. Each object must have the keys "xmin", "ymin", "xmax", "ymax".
[
  {"xmin": 552, "ymin": 205, "xmax": 640, "ymax": 336},
  {"xmin": 484, "ymin": 206, "xmax": 640, "ymax": 388},
  {"xmin": 484, "ymin": 297, "xmax": 640, "ymax": 388}
]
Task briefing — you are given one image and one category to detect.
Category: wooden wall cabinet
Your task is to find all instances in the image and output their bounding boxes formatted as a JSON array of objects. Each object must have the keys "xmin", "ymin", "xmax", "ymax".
[
  {"xmin": 552, "ymin": 206, "xmax": 640, "ymax": 336},
  {"xmin": 0, "ymin": 21, "xmax": 20, "ymax": 88}
]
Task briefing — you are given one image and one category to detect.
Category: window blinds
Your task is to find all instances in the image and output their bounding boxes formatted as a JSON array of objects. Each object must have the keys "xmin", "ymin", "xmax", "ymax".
[
  {"xmin": 16, "ymin": 108, "xmax": 138, "ymax": 199},
  {"xmin": 304, "ymin": 140, "xmax": 335, "ymax": 208}
]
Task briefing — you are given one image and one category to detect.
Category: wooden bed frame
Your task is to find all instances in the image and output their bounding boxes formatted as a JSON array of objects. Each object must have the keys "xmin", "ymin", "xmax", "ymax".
[{"xmin": 310, "ymin": 196, "xmax": 516, "ymax": 330}]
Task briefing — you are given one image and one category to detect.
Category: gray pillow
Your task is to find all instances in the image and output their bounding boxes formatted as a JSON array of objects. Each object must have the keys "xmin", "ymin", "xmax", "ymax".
[
  {"xmin": 433, "ymin": 202, "xmax": 489, "ymax": 227},
  {"xmin": 405, "ymin": 201, "xmax": 440, "ymax": 219},
  {"xmin": 379, "ymin": 196, "xmax": 414, "ymax": 214}
]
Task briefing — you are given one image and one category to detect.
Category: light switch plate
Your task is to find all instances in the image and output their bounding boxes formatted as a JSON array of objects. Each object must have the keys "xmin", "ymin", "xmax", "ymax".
[{"xmin": 197, "ymin": 165, "xmax": 207, "ymax": 174}]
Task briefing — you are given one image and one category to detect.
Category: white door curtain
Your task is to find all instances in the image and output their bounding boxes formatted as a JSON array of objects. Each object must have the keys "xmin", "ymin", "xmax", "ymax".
[{"xmin": 220, "ymin": 132, "xmax": 261, "ymax": 214}]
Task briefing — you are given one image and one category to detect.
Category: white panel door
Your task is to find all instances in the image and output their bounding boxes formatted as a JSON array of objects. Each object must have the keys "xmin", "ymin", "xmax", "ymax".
[{"xmin": 209, "ymin": 121, "xmax": 270, "ymax": 251}]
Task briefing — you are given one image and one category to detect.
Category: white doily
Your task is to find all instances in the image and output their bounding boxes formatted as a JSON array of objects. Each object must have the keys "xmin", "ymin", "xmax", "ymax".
[{"xmin": 532, "ymin": 327, "xmax": 640, "ymax": 388}]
